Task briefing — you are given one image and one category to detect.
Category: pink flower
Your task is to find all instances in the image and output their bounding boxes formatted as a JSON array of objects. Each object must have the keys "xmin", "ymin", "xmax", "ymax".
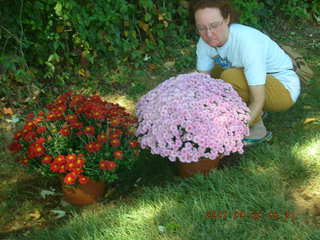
[{"xmin": 136, "ymin": 72, "xmax": 250, "ymax": 163}]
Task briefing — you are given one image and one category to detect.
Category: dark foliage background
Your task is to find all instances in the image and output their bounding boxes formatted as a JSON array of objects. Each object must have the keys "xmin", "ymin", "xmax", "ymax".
[{"xmin": 0, "ymin": 0, "xmax": 319, "ymax": 103}]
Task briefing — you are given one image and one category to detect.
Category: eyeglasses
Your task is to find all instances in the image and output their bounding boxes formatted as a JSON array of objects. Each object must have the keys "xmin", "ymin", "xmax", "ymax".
[{"xmin": 196, "ymin": 21, "xmax": 224, "ymax": 34}]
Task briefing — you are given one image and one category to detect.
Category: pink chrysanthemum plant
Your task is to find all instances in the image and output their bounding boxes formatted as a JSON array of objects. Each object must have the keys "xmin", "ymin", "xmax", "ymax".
[
  {"xmin": 8, "ymin": 91, "xmax": 140, "ymax": 185},
  {"xmin": 135, "ymin": 72, "xmax": 250, "ymax": 163}
]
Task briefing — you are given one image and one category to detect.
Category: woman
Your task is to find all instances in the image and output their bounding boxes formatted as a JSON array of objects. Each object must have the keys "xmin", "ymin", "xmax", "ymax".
[{"xmin": 191, "ymin": 0, "xmax": 300, "ymax": 145}]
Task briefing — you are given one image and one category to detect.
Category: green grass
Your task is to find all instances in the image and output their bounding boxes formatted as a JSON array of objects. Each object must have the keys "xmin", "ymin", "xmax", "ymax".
[
  {"xmin": 1, "ymin": 21, "xmax": 320, "ymax": 239},
  {"xmin": 11, "ymin": 150, "xmax": 320, "ymax": 239}
]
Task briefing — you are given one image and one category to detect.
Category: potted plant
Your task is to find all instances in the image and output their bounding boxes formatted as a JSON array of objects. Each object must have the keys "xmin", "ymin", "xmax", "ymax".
[
  {"xmin": 135, "ymin": 72, "xmax": 250, "ymax": 177},
  {"xmin": 8, "ymin": 91, "xmax": 140, "ymax": 205}
]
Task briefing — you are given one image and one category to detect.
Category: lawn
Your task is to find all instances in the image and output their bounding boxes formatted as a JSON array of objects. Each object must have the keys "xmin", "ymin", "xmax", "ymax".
[{"xmin": 0, "ymin": 20, "xmax": 320, "ymax": 240}]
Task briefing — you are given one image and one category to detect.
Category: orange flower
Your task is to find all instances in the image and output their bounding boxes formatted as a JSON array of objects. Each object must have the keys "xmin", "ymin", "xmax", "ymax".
[
  {"xmin": 56, "ymin": 104, "xmax": 67, "ymax": 113},
  {"xmin": 71, "ymin": 94, "xmax": 86, "ymax": 106},
  {"xmin": 20, "ymin": 157, "xmax": 29, "ymax": 165},
  {"xmin": 55, "ymin": 155, "xmax": 65, "ymax": 164},
  {"xmin": 35, "ymin": 137, "xmax": 46, "ymax": 144},
  {"xmin": 25, "ymin": 120, "xmax": 35, "ymax": 129},
  {"xmin": 26, "ymin": 113, "xmax": 35, "ymax": 119},
  {"xmin": 46, "ymin": 113, "xmax": 55, "ymax": 121},
  {"xmin": 84, "ymin": 126, "xmax": 95, "ymax": 135},
  {"xmin": 66, "ymin": 162, "xmax": 76, "ymax": 171},
  {"xmin": 66, "ymin": 154, "xmax": 77, "ymax": 163},
  {"xmin": 72, "ymin": 167, "xmax": 84, "ymax": 174},
  {"xmin": 23, "ymin": 131, "xmax": 37, "ymax": 142},
  {"xmin": 59, "ymin": 164, "xmax": 66, "ymax": 173},
  {"xmin": 65, "ymin": 114, "xmax": 78, "ymax": 123},
  {"xmin": 27, "ymin": 143, "xmax": 45, "ymax": 158},
  {"xmin": 92, "ymin": 111, "xmax": 103, "ymax": 120},
  {"xmin": 22, "ymin": 128, "xmax": 29, "ymax": 134},
  {"xmin": 64, "ymin": 173, "xmax": 77, "ymax": 185},
  {"xmin": 70, "ymin": 121, "xmax": 83, "ymax": 129},
  {"xmin": 110, "ymin": 118, "xmax": 121, "ymax": 127},
  {"xmin": 90, "ymin": 95, "xmax": 103, "ymax": 102},
  {"xmin": 54, "ymin": 112, "xmax": 64, "ymax": 120},
  {"xmin": 36, "ymin": 126, "xmax": 47, "ymax": 134},
  {"xmin": 85, "ymin": 142, "xmax": 101, "ymax": 153},
  {"xmin": 41, "ymin": 155, "xmax": 52, "ymax": 164},
  {"xmin": 113, "ymin": 150, "xmax": 123, "ymax": 160},
  {"xmin": 99, "ymin": 160, "xmax": 117, "ymax": 170},
  {"xmin": 79, "ymin": 175, "xmax": 89, "ymax": 184},
  {"xmin": 35, "ymin": 145, "xmax": 44, "ymax": 154},
  {"xmin": 128, "ymin": 140, "xmax": 139, "ymax": 148},
  {"xmin": 93, "ymin": 142, "xmax": 102, "ymax": 152},
  {"xmin": 110, "ymin": 133, "xmax": 120, "ymax": 139},
  {"xmin": 75, "ymin": 157, "xmax": 85, "ymax": 167},
  {"xmin": 110, "ymin": 138, "xmax": 121, "ymax": 147},
  {"xmin": 60, "ymin": 127, "xmax": 71, "ymax": 136},
  {"xmin": 99, "ymin": 160, "xmax": 108, "ymax": 170},
  {"xmin": 8, "ymin": 141, "xmax": 21, "ymax": 153},
  {"xmin": 34, "ymin": 116, "xmax": 43, "ymax": 124},
  {"xmin": 76, "ymin": 131, "xmax": 83, "ymax": 136},
  {"xmin": 97, "ymin": 134, "xmax": 108, "ymax": 143},
  {"xmin": 109, "ymin": 128, "xmax": 123, "ymax": 136},
  {"xmin": 50, "ymin": 162, "xmax": 60, "ymax": 172},
  {"xmin": 14, "ymin": 131, "xmax": 23, "ymax": 140},
  {"xmin": 85, "ymin": 143, "xmax": 95, "ymax": 152}
]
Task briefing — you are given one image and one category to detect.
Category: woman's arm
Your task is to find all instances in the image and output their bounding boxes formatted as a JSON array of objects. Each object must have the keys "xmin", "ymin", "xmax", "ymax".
[{"xmin": 248, "ymin": 85, "xmax": 265, "ymax": 125}]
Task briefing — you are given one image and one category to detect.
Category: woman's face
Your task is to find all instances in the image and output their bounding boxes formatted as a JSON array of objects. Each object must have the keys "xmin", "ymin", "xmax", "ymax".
[{"xmin": 195, "ymin": 7, "xmax": 230, "ymax": 47}]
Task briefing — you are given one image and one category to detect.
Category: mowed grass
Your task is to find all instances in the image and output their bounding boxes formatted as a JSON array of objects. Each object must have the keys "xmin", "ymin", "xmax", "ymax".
[
  {"xmin": 1, "ymin": 27, "xmax": 320, "ymax": 239},
  {"xmin": 12, "ymin": 127, "xmax": 320, "ymax": 239}
]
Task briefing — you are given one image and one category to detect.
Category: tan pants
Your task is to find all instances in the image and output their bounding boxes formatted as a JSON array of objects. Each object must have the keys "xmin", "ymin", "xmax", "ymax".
[{"xmin": 212, "ymin": 66, "xmax": 294, "ymax": 125}]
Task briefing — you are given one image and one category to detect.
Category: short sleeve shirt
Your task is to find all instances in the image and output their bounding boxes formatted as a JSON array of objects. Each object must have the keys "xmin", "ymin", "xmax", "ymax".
[{"xmin": 196, "ymin": 24, "xmax": 300, "ymax": 102}]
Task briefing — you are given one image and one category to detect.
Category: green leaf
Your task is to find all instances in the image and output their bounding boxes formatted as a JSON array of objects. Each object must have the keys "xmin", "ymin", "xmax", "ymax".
[
  {"xmin": 144, "ymin": 13, "xmax": 152, "ymax": 22},
  {"xmin": 54, "ymin": 2, "xmax": 63, "ymax": 17}
]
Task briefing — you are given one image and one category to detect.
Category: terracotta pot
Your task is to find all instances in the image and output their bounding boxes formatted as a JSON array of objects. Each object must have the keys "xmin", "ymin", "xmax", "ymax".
[
  {"xmin": 178, "ymin": 155, "xmax": 223, "ymax": 178},
  {"xmin": 60, "ymin": 177, "xmax": 106, "ymax": 206}
]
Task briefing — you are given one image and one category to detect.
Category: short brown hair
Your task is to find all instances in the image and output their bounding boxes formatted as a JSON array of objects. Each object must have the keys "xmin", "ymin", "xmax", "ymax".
[{"xmin": 190, "ymin": 0, "xmax": 239, "ymax": 25}]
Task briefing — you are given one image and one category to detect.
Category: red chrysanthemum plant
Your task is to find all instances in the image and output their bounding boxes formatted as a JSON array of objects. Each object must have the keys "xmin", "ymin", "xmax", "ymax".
[{"xmin": 8, "ymin": 91, "xmax": 140, "ymax": 186}]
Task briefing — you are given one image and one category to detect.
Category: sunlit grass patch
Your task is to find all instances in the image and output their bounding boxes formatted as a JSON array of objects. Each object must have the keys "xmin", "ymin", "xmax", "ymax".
[{"xmin": 295, "ymin": 134, "xmax": 320, "ymax": 164}]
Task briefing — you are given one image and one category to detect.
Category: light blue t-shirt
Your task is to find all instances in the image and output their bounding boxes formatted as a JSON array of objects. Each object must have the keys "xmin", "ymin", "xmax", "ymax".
[{"xmin": 196, "ymin": 24, "xmax": 300, "ymax": 102}]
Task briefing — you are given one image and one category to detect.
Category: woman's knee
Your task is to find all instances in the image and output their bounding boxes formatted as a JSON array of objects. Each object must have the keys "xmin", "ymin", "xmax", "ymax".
[
  {"xmin": 263, "ymin": 76, "xmax": 295, "ymax": 112},
  {"xmin": 220, "ymin": 68, "xmax": 249, "ymax": 93},
  {"xmin": 221, "ymin": 68, "xmax": 245, "ymax": 85}
]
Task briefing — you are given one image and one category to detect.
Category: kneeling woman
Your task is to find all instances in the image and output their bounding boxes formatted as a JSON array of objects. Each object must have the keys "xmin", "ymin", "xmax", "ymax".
[{"xmin": 191, "ymin": 0, "xmax": 300, "ymax": 145}]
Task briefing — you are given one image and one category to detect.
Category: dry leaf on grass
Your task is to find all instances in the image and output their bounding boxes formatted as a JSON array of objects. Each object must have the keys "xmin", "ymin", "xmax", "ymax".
[
  {"xmin": 3, "ymin": 107, "xmax": 13, "ymax": 115},
  {"xmin": 304, "ymin": 117, "xmax": 318, "ymax": 124},
  {"xmin": 164, "ymin": 61, "xmax": 175, "ymax": 69},
  {"xmin": 49, "ymin": 210, "xmax": 66, "ymax": 219},
  {"xmin": 40, "ymin": 189, "xmax": 56, "ymax": 199},
  {"xmin": 27, "ymin": 210, "xmax": 41, "ymax": 220}
]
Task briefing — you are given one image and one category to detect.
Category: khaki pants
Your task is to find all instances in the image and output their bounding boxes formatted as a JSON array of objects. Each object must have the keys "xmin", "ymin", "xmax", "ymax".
[{"xmin": 212, "ymin": 66, "xmax": 294, "ymax": 125}]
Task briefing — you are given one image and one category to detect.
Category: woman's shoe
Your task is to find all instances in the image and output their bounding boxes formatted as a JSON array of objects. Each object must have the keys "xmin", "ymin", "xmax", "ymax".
[{"xmin": 243, "ymin": 131, "xmax": 273, "ymax": 147}]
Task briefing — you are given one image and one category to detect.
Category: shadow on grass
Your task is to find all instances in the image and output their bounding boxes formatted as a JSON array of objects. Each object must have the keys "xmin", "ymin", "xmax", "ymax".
[
  {"xmin": 0, "ymin": 174, "xmax": 64, "ymax": 238},
  {"xmin": 113, "ymin": 149, "xmax": 244, "ymax": 200}
]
